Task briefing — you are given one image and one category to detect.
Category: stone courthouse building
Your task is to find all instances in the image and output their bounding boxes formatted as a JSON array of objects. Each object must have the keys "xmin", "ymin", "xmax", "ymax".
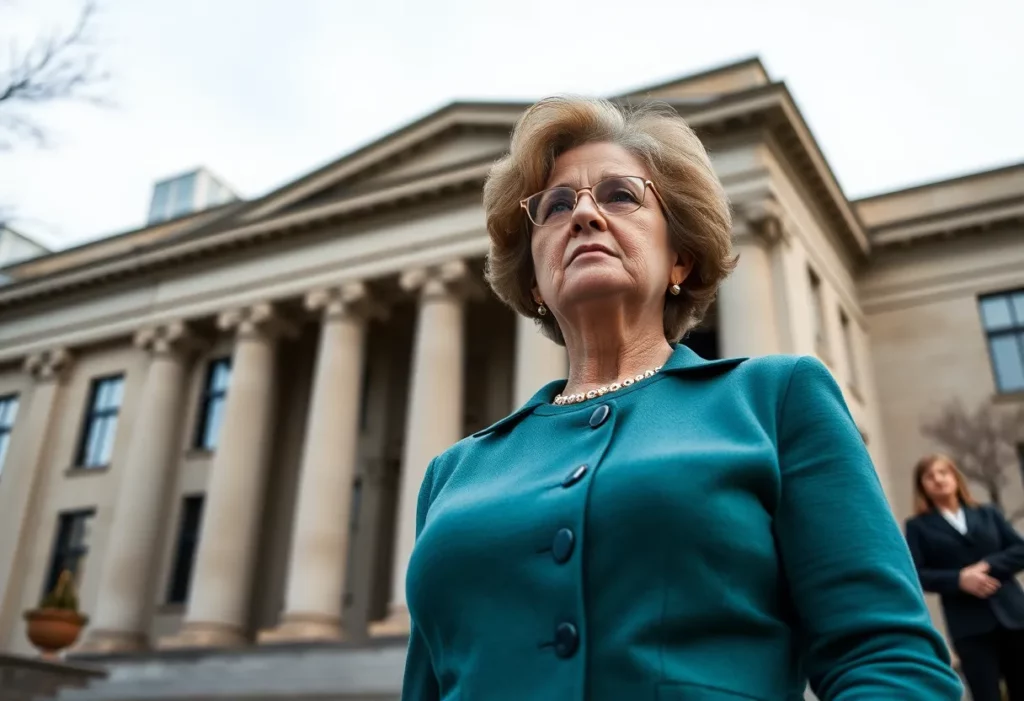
[{"xmin": 1, "ymin": 58, "xmax": 1023, "ymax": 698}]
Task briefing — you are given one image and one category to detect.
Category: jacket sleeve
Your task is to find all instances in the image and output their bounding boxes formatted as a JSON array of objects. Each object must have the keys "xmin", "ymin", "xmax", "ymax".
[
  {"xmin": 904, "ymin": 519, "xmax": 962, "ymax": 595},
  {"xmin": 983, "ymin": 505, "xmax": 1024, "ymax": 580},
  {"xmin": 400, "ymin": 459, "xmax": 440, "ymax": 701},
  {"xmin": 773, "ymin": 357, "xmax": 962, "ymax": 701}
]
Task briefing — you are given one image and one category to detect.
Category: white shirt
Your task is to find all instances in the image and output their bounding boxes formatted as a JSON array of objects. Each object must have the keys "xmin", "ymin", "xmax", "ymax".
[{"xmin": 941, "ymin": 507, "xmax": 968, "ymax": 535}]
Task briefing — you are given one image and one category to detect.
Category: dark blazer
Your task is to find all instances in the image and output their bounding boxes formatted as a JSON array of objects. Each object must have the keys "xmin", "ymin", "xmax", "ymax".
[
  {"xmin": 401, "ymin": 347, "xmax": 962, "ymax": 701},
  {"xmin": 905, "ymin": 504, "xmax": 1024, "ymax": 641}
]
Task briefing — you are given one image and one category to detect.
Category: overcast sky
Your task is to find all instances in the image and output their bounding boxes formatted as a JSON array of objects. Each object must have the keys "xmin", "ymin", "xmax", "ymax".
[{"xmin": 3, "ymin": 0, "xmax": 1023, "ymax": 250}]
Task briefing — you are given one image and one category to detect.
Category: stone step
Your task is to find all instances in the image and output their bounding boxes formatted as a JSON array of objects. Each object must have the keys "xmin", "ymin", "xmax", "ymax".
[{"xmin": 56, "ymin": 639, "xmax": 408, "ymax": 701}]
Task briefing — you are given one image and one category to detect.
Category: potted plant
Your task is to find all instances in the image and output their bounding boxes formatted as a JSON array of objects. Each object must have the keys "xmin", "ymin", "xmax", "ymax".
[{"xmin": 24, "ymin": 569, "xmax": 89, "ymax": 659}]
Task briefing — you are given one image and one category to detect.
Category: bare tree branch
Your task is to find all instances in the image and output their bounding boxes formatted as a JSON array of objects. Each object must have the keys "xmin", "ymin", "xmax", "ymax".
[
  {"xmin": 0, "ymin": 1, "xmax": 108, "ymax": 149},
  {"xmin": 921, "ymin": 399, "xmax": 1024, "ymax": 518}
]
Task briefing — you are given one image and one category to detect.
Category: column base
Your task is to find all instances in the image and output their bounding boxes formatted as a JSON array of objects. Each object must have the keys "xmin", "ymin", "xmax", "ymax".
[
  {"xmin": 76, "ymin": 629, "xmax": 149, "ymax": 654},
  {"xmin": 368, "ymin": 604, "xmax": 410, "ymax": 637},
  {"xmin": 257, "ymin": 613, "xmax": 345, "ymax": 644},
  {"xmin": 158, "ymin": 621, "xmax": 247, "ymax": 650}
]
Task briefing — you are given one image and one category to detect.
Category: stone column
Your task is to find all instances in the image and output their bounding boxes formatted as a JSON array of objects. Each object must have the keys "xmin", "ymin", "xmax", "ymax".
[
  {"xmin": 717, "ymin": 206, "xmax": 784, "ymax": 359},
  {"xmin": 371, "ymin": 261, "xmax": 471, "ymax": 635},
  {"xmin": 160, "ymin": 303, "xmax": 291, "ymax": 649},
  {"xmin": 513, "ymin": 315, "xmax": 568, "ymax": 407},
  {"xmin": 259, "ymin": 283, "xmax": 382, "ymax": 643},
  {"xmin": 81, "ymin": 323, "xmax": 199, "ymax": 653},
  {"xmin": 0, "ymin": 350, "xmax": 72, "ymax": 643}
]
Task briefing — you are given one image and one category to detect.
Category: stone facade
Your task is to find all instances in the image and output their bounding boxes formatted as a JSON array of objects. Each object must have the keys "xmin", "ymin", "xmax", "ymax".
[{"xmin": 0, "ymin": 58, "xmax": 1020, "ymax": 698}]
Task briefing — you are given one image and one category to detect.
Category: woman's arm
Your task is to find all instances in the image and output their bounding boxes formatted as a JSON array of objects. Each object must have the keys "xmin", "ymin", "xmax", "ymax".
[
  {"xmin": 982, "ymin": 505, "xmax": 1024, "ymax": 580},
  {"xmin": 904, "ymin": 520, "xmax": 961, "ymax": 595},
  {"xmin": 400, "ymin": 460, "xmax": 440, "ymax": 701},
  {"xmin": 773, "ymin": 357, "xmax": 962, "ymax": 701}
]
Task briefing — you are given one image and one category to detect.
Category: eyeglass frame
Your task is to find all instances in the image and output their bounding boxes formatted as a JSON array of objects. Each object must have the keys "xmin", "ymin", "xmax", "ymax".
[{"xmin": 519, "ymin": 176, "xmax": 664, "ymax": 228}]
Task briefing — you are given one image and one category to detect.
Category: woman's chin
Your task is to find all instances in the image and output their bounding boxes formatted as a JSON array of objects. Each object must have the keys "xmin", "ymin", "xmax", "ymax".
[{"xmin": 559, "ymin": 275, "xmax": 632, "ymax": 307}]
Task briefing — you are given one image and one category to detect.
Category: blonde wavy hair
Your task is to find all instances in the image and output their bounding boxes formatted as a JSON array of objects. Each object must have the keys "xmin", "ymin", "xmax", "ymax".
[
  {"xmin": 913, "ymin": 454, "xmax": 978, "ymax": 516},
  {"xmin": 483, "ymin": 96, "xmax": 736, "ymax": 345}
]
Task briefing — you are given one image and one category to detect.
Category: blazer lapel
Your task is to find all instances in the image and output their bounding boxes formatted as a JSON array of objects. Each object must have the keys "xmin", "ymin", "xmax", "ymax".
[{"xmin": 928, "ymin": 511, "xmax": 972, "ymax": 544}]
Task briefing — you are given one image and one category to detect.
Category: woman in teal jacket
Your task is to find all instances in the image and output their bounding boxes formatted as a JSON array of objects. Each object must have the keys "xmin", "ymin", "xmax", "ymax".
[{"xmin": 401, "ymin": 96, "xmax": 962, "ymax": 700}]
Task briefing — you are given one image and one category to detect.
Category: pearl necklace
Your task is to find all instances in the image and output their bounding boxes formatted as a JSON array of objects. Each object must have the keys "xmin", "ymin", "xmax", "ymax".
[{"xmin": 553, "ymin": 366, "xmax": 663, "ymax": 406}]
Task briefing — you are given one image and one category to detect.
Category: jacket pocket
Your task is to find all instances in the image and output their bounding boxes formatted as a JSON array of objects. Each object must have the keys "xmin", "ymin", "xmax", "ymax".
[{"xmin": 656, "ymin": 681, "xmax": 768, "ymax": 701}]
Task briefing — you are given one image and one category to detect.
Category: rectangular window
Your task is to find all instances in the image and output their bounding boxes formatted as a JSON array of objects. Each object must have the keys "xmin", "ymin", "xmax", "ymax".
[
  {"xmin": 809, "ymin": 268, "xmax": 827, "ymax": 356},
  {"xmin": 840, "ymin": 311, "xmax": 859, "ymax": 389},
  {"xmin": 166, "ymin": 495, "xmax": 204, "ymax": 604},
  {"xmin": 76, "ymin": 375, "xmax": 125, "ymax": 468},
  {"xmin": 979, "ymin": 289, "xmax": 1024, "ymax": 393},
  {"xmin": 0, "ymin": 393, "xmax": 19, "ymax": 478},
  {"xmin": 45, "ymin": 510, "xmax": 95, "ymax": 594},
  {"xmin": 194, "ymin": 358, "xmax": 231, "ymax": 450}
]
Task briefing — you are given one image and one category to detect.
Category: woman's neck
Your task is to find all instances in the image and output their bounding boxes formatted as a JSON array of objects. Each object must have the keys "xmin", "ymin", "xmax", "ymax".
[
  {"xmin": 934, "ymin": 497, "xmax": 960, "ymax": 513},
  {"xmin": 561, "ymin": 314, "xmax": 674, "ymax": 395}
]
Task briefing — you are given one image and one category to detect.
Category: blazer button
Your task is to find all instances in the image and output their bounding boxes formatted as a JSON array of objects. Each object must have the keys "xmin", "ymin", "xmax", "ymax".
[
  {"xmin": 552, "ymin": 528, "xmax": 575, "ymax": 564},
  {"xmin": 589, "ymin": 404, "xmax": 611, "ymax": 428},
  {"xmin": 554, "ymin": 622, "xmax": 579, "ymax": 658},
  {"xmin": 561, "ymin": 464, "xmax": 588, "ymax": 488}
]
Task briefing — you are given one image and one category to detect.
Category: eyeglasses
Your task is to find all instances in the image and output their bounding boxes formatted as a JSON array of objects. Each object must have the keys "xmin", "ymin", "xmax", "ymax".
[{"xmin": 520, "ymin": 176, "xmax": 660, "ymax": 228}]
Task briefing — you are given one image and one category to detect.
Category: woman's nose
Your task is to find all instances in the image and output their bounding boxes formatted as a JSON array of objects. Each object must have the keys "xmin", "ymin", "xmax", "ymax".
[{"xmin": 570, "ymin": 192, "xmax": 607, "ymax": 235}]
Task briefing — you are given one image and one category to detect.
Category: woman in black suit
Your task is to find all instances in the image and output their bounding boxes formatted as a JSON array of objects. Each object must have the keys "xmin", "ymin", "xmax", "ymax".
[{"xmin": 906, "ymin": 454, "xmax": 1024, "ymax": 701}]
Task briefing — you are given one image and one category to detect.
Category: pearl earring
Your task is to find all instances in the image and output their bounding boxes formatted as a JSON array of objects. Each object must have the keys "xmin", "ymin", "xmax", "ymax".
[
  {"xmin": 537, "ymin": 303, "xmax": 548, "ymax": 316},
  {"xmin": 669, "ymin": 284, "xmax": 681, "ymax": 296}
]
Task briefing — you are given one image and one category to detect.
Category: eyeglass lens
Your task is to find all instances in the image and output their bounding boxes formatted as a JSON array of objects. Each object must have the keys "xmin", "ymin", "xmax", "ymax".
[{"xmin": 526, "ymin": 177, "xmax": 646, "ymax": 226}]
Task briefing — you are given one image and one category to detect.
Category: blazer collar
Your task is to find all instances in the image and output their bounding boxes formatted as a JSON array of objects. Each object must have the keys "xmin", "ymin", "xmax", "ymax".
[
  {"xmin": 928, "ymin": 505, "xmax": 977, "ymax": 542},
  {"xmin": 472, "ymin": 343, "xmax": 748, "ymax": 438}
]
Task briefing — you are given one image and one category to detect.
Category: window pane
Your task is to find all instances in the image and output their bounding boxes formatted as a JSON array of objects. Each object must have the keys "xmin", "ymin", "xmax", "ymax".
[
  {"xmin": 97, "ymin": 416, "xmax": 117, "ymax": 465},
  {"xmin": 212, "ymin": 360, "xmax": 231, "ymax": 392},
  {"xmin": 203, "ymin": 397, "xmax": 226, "ymax": 449},
  {"xmin": 170, "ymin": 173, "xmax": 197, "ymax": 218},
  {"xmin": 1013, "ymin": 292, "xmax": 1024, "ymax": 324},
  {"xmin": 149, "ymin": 183, "xmax": 171, "ymax": 221},
  {"xmin": 97, "ymin": 377, "xmax": 124, "ymax": 410},
  {"xmin": 0, "ymin": 432, "xmax": 10, "ymax": 476},
  {"xmin": 981, "ymin": 296, "xmax": 1014, "ymax": 331},
  {"xmin": 0, "ymin": 396, "xmax": 18, "ymax": 426},
  {"xmin": 991, "ymin": 334, "xmax": 1024, "ymax": 392}
]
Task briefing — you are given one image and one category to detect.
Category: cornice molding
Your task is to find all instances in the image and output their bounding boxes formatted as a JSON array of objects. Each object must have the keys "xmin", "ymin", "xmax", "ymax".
[{"xmin": 0, "ymin": 86, "xmax": 870, "ymax": 316}]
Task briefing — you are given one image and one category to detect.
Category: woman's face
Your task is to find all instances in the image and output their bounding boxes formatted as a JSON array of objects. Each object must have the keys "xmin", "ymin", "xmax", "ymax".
[
  {"xmin": 921, "ymin": 460, "xmax": 959, "ymax": 502},
  {"xmin": 529, "ymin": 142, "xmax": 691, "ymax": 326}
]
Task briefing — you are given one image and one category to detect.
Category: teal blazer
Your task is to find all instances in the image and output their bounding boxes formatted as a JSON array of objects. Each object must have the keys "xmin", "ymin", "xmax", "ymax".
[{"xmin": 402, "ymin": 345, "xmax": 962, "ymax": 701}]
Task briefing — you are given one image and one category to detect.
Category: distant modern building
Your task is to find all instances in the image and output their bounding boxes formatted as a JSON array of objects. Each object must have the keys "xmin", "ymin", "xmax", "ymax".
[
  {"xmin": 0, "ymin": 58, "xmax": 1021, "ymax": 699},
  {"xmin": 0, "ymin": 225, "xmax": 49, "ymax": 269},
  {"xmin": 146, "ymin": 168, "xmax": 238, "ymax": 225}
]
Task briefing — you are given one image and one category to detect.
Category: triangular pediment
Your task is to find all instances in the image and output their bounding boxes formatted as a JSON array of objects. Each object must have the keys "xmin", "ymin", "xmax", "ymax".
[
  {"xmin": 241, "ymin": 102, "xmax": 526, "ymax": 222},
  {"xmin": 618, "ymin": 57, "xmax": 770, "ymax": 102}
]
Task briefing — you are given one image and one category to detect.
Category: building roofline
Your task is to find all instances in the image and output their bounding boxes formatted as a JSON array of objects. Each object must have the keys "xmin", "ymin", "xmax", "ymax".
[
  {"xmin": 614, "ymin": 56, "xmax": 769, "ymax": 99},
  {"xmin": 853, "ymin": 160, "xmax": 1024, "ymax": 203}
]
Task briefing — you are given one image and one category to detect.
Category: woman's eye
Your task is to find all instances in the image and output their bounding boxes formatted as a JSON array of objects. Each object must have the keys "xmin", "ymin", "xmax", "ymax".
[
  {"xmin": 606, "ymin": 188, "xmax": 639, "ymax": 203},
  {"xmin": 543, "ymin": 196, "xmax": 575, "ymax": 216}
]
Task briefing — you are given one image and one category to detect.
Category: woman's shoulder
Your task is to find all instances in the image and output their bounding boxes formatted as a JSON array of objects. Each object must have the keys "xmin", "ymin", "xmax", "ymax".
[{"xmin": 724, "ymin": 353, "xmax": 834, "ymax": 397}]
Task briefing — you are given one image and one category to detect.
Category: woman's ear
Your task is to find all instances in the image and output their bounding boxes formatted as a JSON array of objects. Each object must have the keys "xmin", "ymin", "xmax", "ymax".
[{"xmin": 670, "ymin": 251, "xmax": 695, "ymax": 287}]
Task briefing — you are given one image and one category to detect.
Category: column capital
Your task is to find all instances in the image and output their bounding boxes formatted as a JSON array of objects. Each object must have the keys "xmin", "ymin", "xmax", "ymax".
[
  {"xmin": 399, "ymin": 260, "xmax": 484, "ymax": 301},
  {"xmin": 217, "ymin": 302, "xmax": 296, "ymax": 340},
  {"xmin": 305, "ymin": 282, "xmax": 387, "ymax": 322},
  {"xmin": 134, "ymin": 321, "xmax": 204, "ymax": 357},
  {"xmin": 732, "ymin": 195, "xmax": 787, "ymax": 247},
  {"xmin": 23, "ymin": 348, "xmax": 73, "ymax": 383}
]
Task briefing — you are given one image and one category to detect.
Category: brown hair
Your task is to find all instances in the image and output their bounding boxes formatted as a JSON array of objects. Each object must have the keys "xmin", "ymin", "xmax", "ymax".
[
  {"xmin": 482, "ymin": 96, "xmax": 736, "ymax": 345},
  {"xmin": 913, "ymin": 453, "xmax": 978, "ymax": 515}
]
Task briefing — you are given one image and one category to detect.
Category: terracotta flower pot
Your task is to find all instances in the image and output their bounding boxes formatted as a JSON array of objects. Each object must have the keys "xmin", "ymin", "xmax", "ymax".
[{"xmin": 24, "ymin": 608, "xmax": 89, "ymax": 659}]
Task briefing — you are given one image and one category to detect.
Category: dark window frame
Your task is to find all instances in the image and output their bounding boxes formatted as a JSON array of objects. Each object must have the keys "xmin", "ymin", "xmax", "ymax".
[
  {"xmin": 44, "ymin": 509, "xmax": 96, "ymax": 595},
  {"xmin": 193, "ymin": 358, "xmax": 231, "ymax": 451},
  {"xmin": 166, "ymin": 495, "xmax": 205, "ymax": 604},
  {"xmin": 0, "ymin": 393, "xmax": 19, "ymax": 477},
  {"xmin": 75, "ymin": 374, "xmax": 125, "ymax": 468},
  {"xmin": 979, "ymin": 289, "xmax": 1024, "ymax": 394}
]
